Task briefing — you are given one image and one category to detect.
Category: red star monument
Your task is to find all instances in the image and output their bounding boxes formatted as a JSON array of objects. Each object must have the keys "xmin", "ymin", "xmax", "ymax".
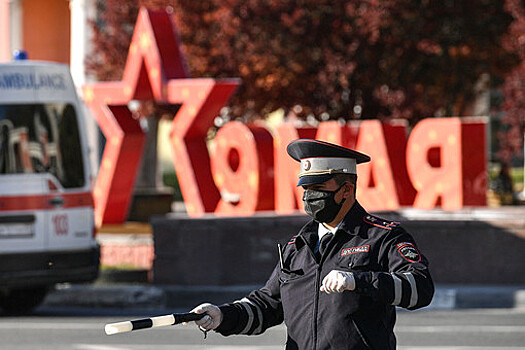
[{"xmin": 83, "ymin": 8, "xmax": 240, "ymax": 225}]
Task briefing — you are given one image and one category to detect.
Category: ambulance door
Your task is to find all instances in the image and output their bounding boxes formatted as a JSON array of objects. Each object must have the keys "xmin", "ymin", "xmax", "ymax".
[
  {"xmin": 34, "ymin": 65, "xmax": 94, "ymax": 251},
  {"xmin": 37, "ymin": 102, "xmax": 92, "ymax": 251},
  {"xmin": 37, "ymin": 108, "xmax": 92, "ymax": 251},
  {"xmin": 0, "ymin": 64, "xmax": 47, "ymax": 254}
]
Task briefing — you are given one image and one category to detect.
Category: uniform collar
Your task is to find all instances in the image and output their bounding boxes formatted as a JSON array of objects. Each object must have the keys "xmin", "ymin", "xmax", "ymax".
[
  {"xmin": 337, "ymin": 200, "xmax": 368, "ymax": 236},
  {"xmin": 296, "ymin": 220, "xmax": 320, "ymax": 250}
]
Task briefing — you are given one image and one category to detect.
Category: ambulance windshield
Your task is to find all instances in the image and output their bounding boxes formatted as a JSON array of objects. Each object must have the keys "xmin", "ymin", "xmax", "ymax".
[{"xmin": 0, "ymin": 103, "xmax": 85, "ymax": 188}]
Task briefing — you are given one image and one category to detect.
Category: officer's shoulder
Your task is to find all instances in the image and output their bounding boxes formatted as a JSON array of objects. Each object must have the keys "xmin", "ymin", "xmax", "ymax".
[
  {"xmin": 287, "ymin": 234, "xmax": 299, "ymax": 245},
  {"xmin": 283, "ymin": 234, "xmax": 304, "ymax": 252},
  {"xmin": 362, "ymin": 214, "xmax": 400, "ymax": 231}
]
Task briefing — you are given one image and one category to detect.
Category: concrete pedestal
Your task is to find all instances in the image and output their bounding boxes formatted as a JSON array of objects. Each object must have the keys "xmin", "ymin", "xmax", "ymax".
[{"xmin": 152, "ymin": 208, "xmax": 525, "ymax": 286}]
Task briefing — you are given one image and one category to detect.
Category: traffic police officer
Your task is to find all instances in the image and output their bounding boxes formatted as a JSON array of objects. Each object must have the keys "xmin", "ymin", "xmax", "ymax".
[{"xmin": 192, "ymin": 139, "xmax": 434, "ymax": 349}]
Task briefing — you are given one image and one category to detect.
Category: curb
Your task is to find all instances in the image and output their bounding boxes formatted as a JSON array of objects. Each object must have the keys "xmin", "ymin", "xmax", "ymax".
[
  {"xmin": 435, "ymin": 285, "xmax": 525, "ymax": 309},
  {"xmin": 43, "ymin": 284, "xmax": 525, "ymax": 311}
]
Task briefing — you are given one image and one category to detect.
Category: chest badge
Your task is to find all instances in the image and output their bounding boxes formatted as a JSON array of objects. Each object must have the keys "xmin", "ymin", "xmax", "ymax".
[{"xmin": 341, "ymin": 245, "xmax": 370, "ymax": 256}]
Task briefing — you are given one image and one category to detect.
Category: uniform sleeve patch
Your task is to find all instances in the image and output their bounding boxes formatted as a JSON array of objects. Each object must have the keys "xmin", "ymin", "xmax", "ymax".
[
  {"xmin": 363, "ymin": 215, "xmax": 400, "ymax": 230},
  {"xmin": 396, "ymin": 242, "xmax": 421, "ymax": 263}
]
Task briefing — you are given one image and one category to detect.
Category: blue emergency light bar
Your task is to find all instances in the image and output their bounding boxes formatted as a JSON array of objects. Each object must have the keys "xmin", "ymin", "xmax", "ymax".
[{"xmin": 13, "ymin": 50, "xmax": 28, "ymax": 60}]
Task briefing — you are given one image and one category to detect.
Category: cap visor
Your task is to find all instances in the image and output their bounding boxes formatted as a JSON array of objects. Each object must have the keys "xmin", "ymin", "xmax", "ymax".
[{"xmin": 297, "ymin": 174, "xmax": 334, "ymax": 186}]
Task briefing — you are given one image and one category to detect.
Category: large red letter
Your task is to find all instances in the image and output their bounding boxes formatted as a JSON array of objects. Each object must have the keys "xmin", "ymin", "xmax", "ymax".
[
  {"xmin": 211, "ymin": 122, "xmax": 274, "ymax": 215},
  {"xmin": 316, "ymin": 121, "xmax": 359, "ymax": 148},
  {"xmin": 406, "ymin": 118, "xmax": 462, "ymax": 210},
  {"xmin": 355, "ymin": 120, "xmax": 399, "ymax": 211},
  {"xmin": 382, "ymin": 121, "xmax": 416, "ymax": 206},
  {"xmin": 460, "ymin": 118, "xmax": 487, "ymax": 206}
]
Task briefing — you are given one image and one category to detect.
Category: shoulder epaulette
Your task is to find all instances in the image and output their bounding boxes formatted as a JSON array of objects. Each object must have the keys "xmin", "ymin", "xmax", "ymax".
[{"xmin": 363, "ymin": 215, "xmax": 400, "ymax": 230}]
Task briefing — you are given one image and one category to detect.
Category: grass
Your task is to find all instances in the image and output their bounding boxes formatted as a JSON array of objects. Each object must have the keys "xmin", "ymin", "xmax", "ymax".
[
  {"xmin": 489, "ymin": 166, "xmax": 524, "ymax": 192},
  {"xmin": 510, "ymin": 167, "xmax": 524, "ymax": 191}
]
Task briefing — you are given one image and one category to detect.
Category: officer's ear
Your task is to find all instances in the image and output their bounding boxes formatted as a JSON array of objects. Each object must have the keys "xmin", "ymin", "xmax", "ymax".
[{"xmin": 342, "ymin": 181, "xmax": 354, "ymax": 199}]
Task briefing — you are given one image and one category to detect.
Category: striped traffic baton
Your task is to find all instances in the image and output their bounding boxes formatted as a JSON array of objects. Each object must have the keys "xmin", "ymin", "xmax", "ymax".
[{"xmin": 105, "ymin": 312, "xmax": 205, "ymax": 335}]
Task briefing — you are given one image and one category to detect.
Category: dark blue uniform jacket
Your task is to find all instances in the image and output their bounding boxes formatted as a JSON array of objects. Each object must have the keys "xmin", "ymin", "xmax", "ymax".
[{"xmin": 216, "ymin": 201, "xmax": 434, "ymax": 349}]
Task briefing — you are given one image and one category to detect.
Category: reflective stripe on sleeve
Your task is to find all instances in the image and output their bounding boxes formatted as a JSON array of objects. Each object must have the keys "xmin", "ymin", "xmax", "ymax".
[
  {"xmin": 234, "ymin": 298, "xmax": 254, "ymax": 334},
  {"xmin": 242, "ymin": 297, "xmax": 264, "ymax": 334},
  {"xmin": 404, "ymin": 272, "xmax": 418, "ymax": 308},
  {"xmin": 391, "ymin": 273, "xmax": 403, "ymax": 306}
]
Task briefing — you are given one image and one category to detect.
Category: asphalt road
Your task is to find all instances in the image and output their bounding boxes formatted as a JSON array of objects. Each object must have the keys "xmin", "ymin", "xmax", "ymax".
[{"xmin": 1, "ymin": 307, "xmax": 524, "ymax": 349}]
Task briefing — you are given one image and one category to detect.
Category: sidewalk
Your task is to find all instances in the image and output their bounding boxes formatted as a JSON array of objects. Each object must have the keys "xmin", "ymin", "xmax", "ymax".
[{"xmin": 43, "ymin": 282, "xmax": 525, "ymax": 311}]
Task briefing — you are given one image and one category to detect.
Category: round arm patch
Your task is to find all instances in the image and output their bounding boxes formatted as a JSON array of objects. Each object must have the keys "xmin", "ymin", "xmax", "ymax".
[{"xmin": 396, "ymin": 242, "xmax": 421, "ymax": 263}]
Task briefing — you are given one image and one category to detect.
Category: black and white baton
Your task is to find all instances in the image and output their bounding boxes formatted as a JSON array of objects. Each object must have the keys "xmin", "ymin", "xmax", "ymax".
[{"xmin": 104, "ymin": 312, "xmax": 205, "ymax": 335}]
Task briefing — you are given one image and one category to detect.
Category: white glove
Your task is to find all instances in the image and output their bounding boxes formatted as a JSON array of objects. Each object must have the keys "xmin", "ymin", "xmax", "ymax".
[
  {"xmin": 191, "ymin": 303, "xmax": 223, "ymax": 331},
  {"xmin": 320, "ymin": 270, "xmax": 356, "ymax": 294}
]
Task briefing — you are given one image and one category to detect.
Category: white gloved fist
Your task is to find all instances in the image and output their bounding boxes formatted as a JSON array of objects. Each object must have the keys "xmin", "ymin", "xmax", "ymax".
[
  {"xmin": 320, "ymin": 270, "xmax": 356, "ymax": 294},
  {"xmin": 191, "ymin": 303, "xmax": 223, "ymax": 331}
]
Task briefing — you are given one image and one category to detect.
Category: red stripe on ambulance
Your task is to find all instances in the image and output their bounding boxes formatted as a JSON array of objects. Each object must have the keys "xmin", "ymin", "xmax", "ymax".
[{"xmin": 0, "ymin": 192, "xmax": 93, "ymax": 211}]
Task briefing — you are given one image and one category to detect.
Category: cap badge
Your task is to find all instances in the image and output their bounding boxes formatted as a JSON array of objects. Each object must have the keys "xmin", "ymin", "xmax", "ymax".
[{"xmin": 303, "ymin": 160, "xmax": 311, "ymax": 171}]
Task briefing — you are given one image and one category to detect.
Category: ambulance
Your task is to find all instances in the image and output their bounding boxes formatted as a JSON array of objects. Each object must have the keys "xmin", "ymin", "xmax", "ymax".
[{"xmin": 0, "ymin": 59, "xmax": 99, "ymax": 314}]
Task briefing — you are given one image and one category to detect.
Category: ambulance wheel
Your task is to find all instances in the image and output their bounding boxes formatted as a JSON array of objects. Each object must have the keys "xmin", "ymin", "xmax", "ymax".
[{"xmin": 0, "ymin": 287, "xmax": 48, "ymax": 315}]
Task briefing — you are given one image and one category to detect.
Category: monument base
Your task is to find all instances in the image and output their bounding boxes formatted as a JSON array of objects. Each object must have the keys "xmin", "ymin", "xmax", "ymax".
[
  {"xmin": 128, "ymin": 188, "xmax": 173, "ymax": 222},
  {"xmin": 151, "ymin": 208, "xmax": 525, "ymax": 286}
]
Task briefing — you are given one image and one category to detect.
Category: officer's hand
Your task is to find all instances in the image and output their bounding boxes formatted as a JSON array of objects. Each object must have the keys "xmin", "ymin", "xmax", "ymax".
[
  {"xmin": 191, "ymin": 303, "xmax": 223, "ymax": 331},
  {"xmin": 320, "ymin": 270, "xmax": 356, "ymax": 294}
]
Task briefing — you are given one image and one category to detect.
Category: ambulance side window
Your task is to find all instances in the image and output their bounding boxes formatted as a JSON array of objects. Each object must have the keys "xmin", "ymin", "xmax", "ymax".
[
  {"xmin": 0, "ymin": 118, "xmax": 11, "ymax": 174},
  {"xmin": 0, "ymin": 103, "xmax": 85, "ymax": 188},
  {"xmin": 58, "ymin": 104, "xmax": 85, "ymax": 188}
]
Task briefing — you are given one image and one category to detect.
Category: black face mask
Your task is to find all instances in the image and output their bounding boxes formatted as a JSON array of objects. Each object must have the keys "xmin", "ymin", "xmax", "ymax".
[{"xmin": 303, "ymin": 183, "xmax": 346, "ymax": 223}]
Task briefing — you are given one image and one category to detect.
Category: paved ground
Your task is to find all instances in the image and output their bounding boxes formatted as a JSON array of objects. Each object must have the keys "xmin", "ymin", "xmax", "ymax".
[{"xmin": 1, "ymin": 306, "xmax": 524, "ymax": 349}]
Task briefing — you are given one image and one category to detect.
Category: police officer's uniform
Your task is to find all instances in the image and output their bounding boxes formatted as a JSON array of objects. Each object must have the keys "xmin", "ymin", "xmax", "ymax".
[{"xmin": 214, "ymin": 139, "xmax": 434, "ymax": 350}]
